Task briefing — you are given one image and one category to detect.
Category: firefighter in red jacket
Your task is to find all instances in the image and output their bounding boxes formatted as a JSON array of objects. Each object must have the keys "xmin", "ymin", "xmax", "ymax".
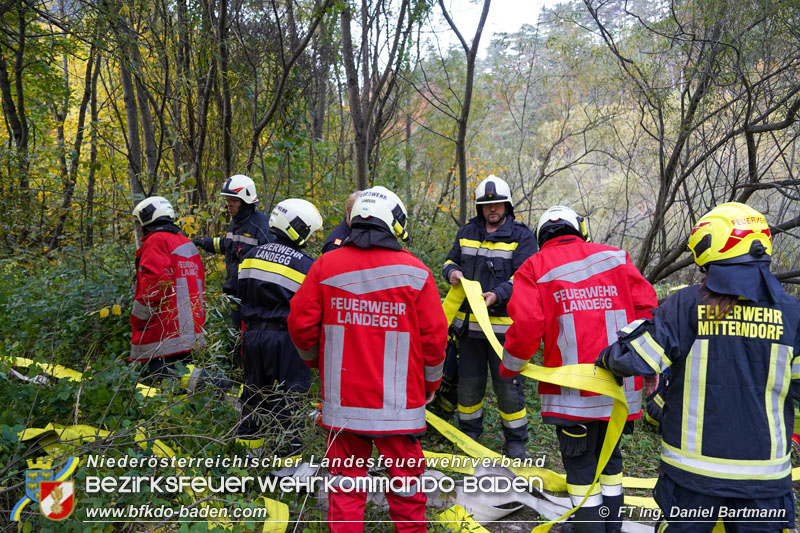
[
  {"xmin": 288, "ymin": 186, "xmax": 448, "ymax": 533},
  {"xmin": 130, "ymin": 197, "xmax": 206, "ymax": 379},
  {"xmin": 500, "ymin": 205, "xmax": 657, "ymax": 533}
]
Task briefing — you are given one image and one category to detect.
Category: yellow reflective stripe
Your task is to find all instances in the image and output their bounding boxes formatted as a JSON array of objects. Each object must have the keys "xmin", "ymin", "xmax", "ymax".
[
  {"xmin": 458, "ymin": 238, "xmax": 518, "ymax": 251},
  {"xmin": 444, "ymin": 259, "xmax": 458, "ymax": 266},
  {"xmin": 239, "ymin": 258, "xmax": 306, "ymax": 284},
  {"xmin": 458, "ymin": 400, "xmax": 484, "ymax": 414},
  {"xmin": 236, "ymin": 437, "xmax": 265, "ymax": 449},
  {"xmin": 499, "ymin": 407, "xmax": 526, "ymax": 421},
  {"xmin": 600, "ymin": 472, "xmax": 623, "ymax": 486},
  {"xmin": 213, "ymin": 237, "xmax": 221, "ymax": 253},
  {"xmin": 630, "ymin": 331, "xmax": 672, "ymax": 373},
  {"xmin": 661, "ymin": 441, "xmax": 791, "ymax": 480},
  {"xmin": 681, "ymin": 339, "xmax": 708, "ymax": 454},
  {"xmin": 653, "ymin": 394, "xmax": 665, "ymax": 408},
  {"xmin": 566, "ymin": 483, "xmax": 601, "ymax": 496},
  {"xmin": 562, "ymin": 429, "xmax": 586, "ymax": 438},
  {"xmin": 791, "ymin": 355, "xmax": 800, "ymax": 379},
  {"xmin": 657, "ymin": 520, "xmax": 669, "ymax": 532},
  {"xmin": 766, "ymin": 344, "xmax": 791, "ymax": 459}
]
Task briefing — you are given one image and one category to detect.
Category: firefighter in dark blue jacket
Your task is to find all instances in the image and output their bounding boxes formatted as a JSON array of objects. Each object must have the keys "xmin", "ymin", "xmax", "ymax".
[
  {"xmin": 442, "ymin": 175, "xmax": 537, "ymax": 458},
  {"xmin": 194, "ymin": 174, "xmax": 273, "ymax": 329},
  {"xmin": 235, "ymin": 198, "xmax": 323, "ymax": 454},
  {"xmin": 597, "ymin": 202, "xmax": 800, "ymax": 532},
  {"xmin": 321, "ymin": 190, "xmax": 360, "ymax": 254}
]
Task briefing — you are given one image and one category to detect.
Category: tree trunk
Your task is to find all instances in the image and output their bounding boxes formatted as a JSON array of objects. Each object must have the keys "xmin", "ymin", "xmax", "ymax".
[{"xmin": 439, "ymin": 0, "xmax": 491, "ymax": 225}]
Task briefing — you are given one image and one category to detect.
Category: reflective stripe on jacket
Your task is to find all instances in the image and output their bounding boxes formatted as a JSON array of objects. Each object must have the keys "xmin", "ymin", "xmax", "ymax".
[
  {"xmin": 130, "ymin": 231, "xmax": 206, "ymax": 361},
  {"xmin": 502, "ymin": 236, "xmax": 657, "ymax": 422},
  {"xmin": 605, "ymin": 284, "xmax": 800, "ymax": 498},
  {"xmin": 288, "ymin": 245, "xmax": 448, "ymax": 435},
  {"xmin": 196, "ymin": 207, "xmax": 272, "ymax": 295},
  {"xmin": 441, "ymin": 214, "xmax": 537, "ymax": 338},
  {"xmin": 237, "ymin": 238, "xmax": 314, "ymax": 325}
]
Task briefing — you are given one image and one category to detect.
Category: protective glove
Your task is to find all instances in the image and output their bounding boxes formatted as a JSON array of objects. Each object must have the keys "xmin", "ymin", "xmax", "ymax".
[
  {"xmin": 192, "ymin": 237, "xmax": 204, "ymax": 247},
  {"xmin": 557, "ymin": 424, "xmax": 588, "ymax": 457},
  {"xmin": 595, "ymin": 344, "xmax": 624, "ymax": 385}
]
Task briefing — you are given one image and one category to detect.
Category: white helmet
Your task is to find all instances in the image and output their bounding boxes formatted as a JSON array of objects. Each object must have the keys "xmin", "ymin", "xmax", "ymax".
[
  {"xmin": 269, "ymin": 198, "xmax": 323, "ymax": 246},
  {"xmin": 350, "ymin": 186, "xmax": 409, "ymax": 241},
  {"xmin": 220, "ymin": 174, "xmax": 258, "ymax": 204},
  {"xmin": 475, "ymin": 175, "xmax": 513, "ymax": 206},
  {"xmin": 536, "ymin": 205, "xmax": 589, "ymax": 246},
  {"xmin": 132, "ymin": 196, "xmax": 175, "ymax": 227}
]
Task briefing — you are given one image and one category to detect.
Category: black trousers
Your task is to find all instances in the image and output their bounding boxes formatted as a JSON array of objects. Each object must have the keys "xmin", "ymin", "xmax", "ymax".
[
  {"xmin": 238, "ymin": 328, "xmax": 310, "ymax": 455},
  {"xmin": 653, "ymin": 473, "xmax": 795, "ymax": 532},
  {"xmin": 556, "ymin": 420, "xmax": 624, "ymax": 533},
  {"xmin": 456, "ymin": 334, "xmax": 528, "ymax": 443}
]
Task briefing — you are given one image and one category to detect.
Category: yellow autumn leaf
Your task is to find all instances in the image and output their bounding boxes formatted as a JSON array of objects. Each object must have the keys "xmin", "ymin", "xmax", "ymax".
[
  {"xmin": 38, "ymin": 191, "xmax": 44, "ymax": 202},
  {"xmin": 99, "ymin": 307, "xmax": 110, "ymax": 318},
  {"xmin": 111, "ymin": 304, "xmax": 122, "ymax": 316}
]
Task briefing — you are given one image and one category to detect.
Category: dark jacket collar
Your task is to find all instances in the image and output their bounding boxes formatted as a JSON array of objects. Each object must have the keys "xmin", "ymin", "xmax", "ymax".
[{"xmin": 346, "ymin": 223, "xmax": 402, "ymax": 251}]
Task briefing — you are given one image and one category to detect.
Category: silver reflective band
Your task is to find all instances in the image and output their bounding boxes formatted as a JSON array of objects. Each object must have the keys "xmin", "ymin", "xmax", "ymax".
[
  {"xmin": 383, "ymin": 331, "xmax": 410, "ymax": 410},
  {"xmin": 458, "ymin": 409, "xmax": 484, "ymax": 421},
  {"xmin": 620, "ymin": 318, "xmax": 645, "ymax": 335},
  {"xmin": 791, "ymin": 357, "xmax": 800, "ymax": 378},
  {"xmin": 130, "ymin": 333, "xmax": 206, "ymax": 359},
  {"xmin": 501, "ymin": 416, "xmax": 528, "ymax": 429},
  {"xmin": 238, "ymin": 268, "xmax": 301, "ymax": 292},
  {"xmin": 537, "ymin": 250, "xmax": 626, "ymax": 284},
  {"xmin": 321, "ymin": 403, "xmax": 426, "ymax": 432},
  {"xmin": 683, "ymin": 339, "xmax": 708, "ymax": 454},
  {"xmin": 171, "ymin": 242, "xmax": 200, "ymax": 258},
  {"xmin": 661, "ymin": 443, "xmax": 791, "ymax": 479},
  {"xmin": 501, "ymin": 349, "xmax": 528, "ymax": 372},
  {"xmin": 630, "ymin": 331, "xmax": 671, "ymax": 373},
  {"xmin": 569, "ymin": 493, "xmax": 603, "ymax": 507},
  {"xmin": 460, "ymin": 247, "xmax": 513, "ymax": 260},
  {"xmin": 766, "ymin": 343, "xmax": 791, "ymax": 459},
  {"xmin": 297, "ymin": 345, "xmax": 319, "ymax": 362},
  {"xmin": 321, "ymin": 264, "xmax": 428, "ymax": 295},
  {"xmin": 541, "ymin": 390, "xmax": 641, "ymax": 419},
  {"xmin": 453, "ymin": 318, "xmax": 510, "ymax": 334},
  {"xmin": 131, "ymin": 300, "xmax": 152, "ymax": 321},
  {"xmin": 226, "ymin": 232, "xmax": 259, "ymax": 246},
  {"xmin": 605, "ymin": 310, "xmax": 628, "ymax": 344},
  {"xmin": 601, "ymin": 484, "xmax": 623, "ymax": 496},
  {"xmin": 425, "ymin": 361, "xmax": 445, "ymax": 382}
]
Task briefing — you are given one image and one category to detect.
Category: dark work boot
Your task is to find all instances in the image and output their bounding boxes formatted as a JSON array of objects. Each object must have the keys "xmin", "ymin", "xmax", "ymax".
[{"xmin": 503, "ymin": 440, "xmax": 528, "ymax": 459}]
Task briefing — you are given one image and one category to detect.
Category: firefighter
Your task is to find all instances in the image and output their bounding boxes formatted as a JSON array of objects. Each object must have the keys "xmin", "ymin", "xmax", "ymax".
[
  {"xmin": 235, "ymin": 198, "xmax": 323, "ymax": 454},
  {"xmin": 442, "ymin": 174, "xmax": 537, "ymax": 458},
  {"xmin": 321, "ymin": 190, "xmax": 360, "ymax": 254},
  {"xmin": 288, "ymin": 186, "xmax": 448, "ymax": 533},
  {"xmin": 193, "ymin": 174, "xmax": 272, "ymax": 330},
  {"xmin": 130, "ymin": 196, "xmax": 206, "ymax": 380},
  {"xmin": 500, "ymin": 205, "xmax": 657, "ymax": 533},
  {"xmin": 597, "ymin": 202, "xmax": 799, "ymax": 532}
]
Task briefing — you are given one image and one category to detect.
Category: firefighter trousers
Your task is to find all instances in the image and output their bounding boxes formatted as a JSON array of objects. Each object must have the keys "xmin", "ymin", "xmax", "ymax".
[
  {"xmin": 238, "ymin": 328, "xmax": 310, "ymax": 455},
  {"xmin": 556, "ymin": 420, "xmax": 624, "ymax": 533},
  {"xmin": 653, "ymin": 474, "xmax": 795, "ymax": 532},
  {"xmin": 456, "ymin": 334, "xmax": 528, "ymax": 444},
  {"xmin": 326, "ymin": 431, "xmax": 426, "ymax": 533}
]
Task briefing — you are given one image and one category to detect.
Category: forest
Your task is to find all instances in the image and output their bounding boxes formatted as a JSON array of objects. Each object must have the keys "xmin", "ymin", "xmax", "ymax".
[{"xmin": 1, "ymin": 0, "xmax": 799, "ymax": 530}]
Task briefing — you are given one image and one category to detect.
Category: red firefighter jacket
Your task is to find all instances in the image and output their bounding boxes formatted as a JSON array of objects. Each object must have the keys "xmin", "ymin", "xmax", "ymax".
[
  {"xmin": 501, "ymin": 236, "xmax": 657, "ymax": 422},
  {"xmin": 130, "ymin": 229, "xmax": 206, "ymax": 361},
  {"xmin": 288, "ymin": 244, "xmax": 448, "ymax": 435}
]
